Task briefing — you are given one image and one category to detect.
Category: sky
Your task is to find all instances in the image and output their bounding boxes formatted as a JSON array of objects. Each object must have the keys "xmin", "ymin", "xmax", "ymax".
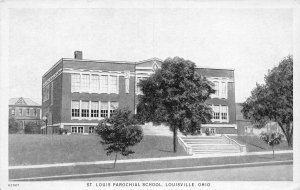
[{"xmin": 8, "ymin": 8, "xmax": 293, "ymax": 104}]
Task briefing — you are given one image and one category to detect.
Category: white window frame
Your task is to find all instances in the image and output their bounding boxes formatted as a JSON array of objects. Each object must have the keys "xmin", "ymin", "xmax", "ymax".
[
  {"xmin": 71, "ymin": 74, "xmax": 81, "ymax": 92},
  {"xmin": 89, "ymin": 126, "xmax": 94, "ymax": 133},
  {"xmin": 109, "ymin": 75, "xmax": 119, "ymax": 94},
  {"xmin": 11, "ymin": 109, "xmax": 15, "ymax": 115},
  {"xmin": 81, "ymin": 74, "xmax": 90, "ymax": 92},
  {"xmin": 91, "ymin": 74, "xmax": 100, "ymax": 93},
  {"xmin": 100, "ymin": 102, "xmax": 108, "ymax": 118},
  {"xmin": 71, "ymin": 100, "xmax": 80, "ymax": 118},
  {"xmin": 91, "ymin": 101, "xmax": 99, "ymax": 118},
  {"xmin": 81, "ymin": 101, "xmax": 90, "ymax": 118},
  {"xmin": 110, "ymin": 102, "xmax": 119, "ymax": 116},
  {"xmin": 211, "ymin": 105, "xmax": 229, "ymax": 123},
  {"xmin": 43, "ymin": 84, "xmax": 50, "ymax": 102},
  {"xmin": 210, "ymin": 79, "xmax": 227, "ymax": 99},
  {"xmin": 100, "ymin": 75, "xmax": 108, "ymax": 93}
]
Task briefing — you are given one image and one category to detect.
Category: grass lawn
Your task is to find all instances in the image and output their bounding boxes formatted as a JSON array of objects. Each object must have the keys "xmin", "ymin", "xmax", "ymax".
[
  {"xmin": 9, "ymin": 134, "xmax": 187, "ymax": 166},
  {"xmin": 229, "ymin": 135, "xmax": 293, "ymax": 152},
  {"xmin": 9, "ymin": 153, "xmax": 293, "ymax": 180}
]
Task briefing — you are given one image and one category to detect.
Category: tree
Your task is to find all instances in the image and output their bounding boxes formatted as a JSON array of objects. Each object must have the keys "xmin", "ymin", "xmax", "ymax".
[
  {"xmin": 260, "ymin": 132, "xmax": 283, "ymax": 158},
  {"xmin": 137, "ymin": 57, "xmax": 215, "ymax": 152},
  {"xmin": 9, "ymin": 117, "xmax": 21, "ymax": 134},
  {"xmin": 242, "ymin": 55, "xmax": 293, "ymax": 146},
  {"xmin": 95, "ymin": 108, "xmax": 143, "ymax": 168}
]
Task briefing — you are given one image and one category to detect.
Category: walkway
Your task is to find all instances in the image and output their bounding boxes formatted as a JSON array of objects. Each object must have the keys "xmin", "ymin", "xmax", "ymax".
[{"xmin": 9, "ymin": 150, "xmax": 293, "ymax": 170}]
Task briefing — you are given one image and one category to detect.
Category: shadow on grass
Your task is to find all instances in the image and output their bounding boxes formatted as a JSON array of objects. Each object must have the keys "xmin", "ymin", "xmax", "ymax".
[{"xmin": 257, "ymin": 155, "xmax": 273, "ymax": 160}]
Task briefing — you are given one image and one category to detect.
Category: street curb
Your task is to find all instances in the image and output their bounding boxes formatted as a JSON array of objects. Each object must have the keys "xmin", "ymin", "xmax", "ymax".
[{"xmin": 10, "ymin": 160, "xmax": 293, "ymax": 181}]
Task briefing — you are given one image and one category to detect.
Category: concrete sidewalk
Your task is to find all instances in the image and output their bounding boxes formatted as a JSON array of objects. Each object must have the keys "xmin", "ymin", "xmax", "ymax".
[{"xmin": 9, "ymin": 150, "xmax": 293, "ymax": 170}]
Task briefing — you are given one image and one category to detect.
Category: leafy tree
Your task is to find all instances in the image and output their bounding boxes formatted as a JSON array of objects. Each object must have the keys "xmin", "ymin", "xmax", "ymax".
[
  {"xmin": 24, "ymin": 121, "xmax": 41, "ymax": 134},
  {"xmin": 137, "ymin": 57, "xmax": 215, "ymax": 152},
  {"xmin": 242, "ymin": 55, "xmax": 293, "ymax": 147},
  {"xmin": 260, "ymin": 132, "xmax": 283, "ymax": 158},
  {"xmin": 9, "ymin": 117, "xmax": 21, "ymax": 134},
  {"xmin": 95, "ymin": 108, "xmax": 143, "ymax": 168}
]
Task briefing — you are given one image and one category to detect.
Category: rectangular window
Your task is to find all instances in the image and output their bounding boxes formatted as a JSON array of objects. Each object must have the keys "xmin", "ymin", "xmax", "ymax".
[
  {"xmin": 71, "ymin": 126, "xmax": 77, "ymax": 133},
  {"xmin": 11, "ymin": 109, "xmax": 15, "ymax": 115},
  {"xmin": 125, "ymin": 78, "xmax": 129, "ymax": 93},
  {"xmin": 212, "ymin": 105, "xmax": 220, "ymax": 120},
  {"xmin": 213, "ymin": 81, "xmax": 219, "ymax": 97},
  {"xmin": 89, "ymin": 127, "xmax": 94, "ymax": 133},
  {"xmin": 110, "ymin": 102, "xmax": 119, "ymax": 116},
  {"xmin": 220, "ymin": 82, "xmax": 227, "ymax": 99},
  {"xmin": 34, "ymin": 109, "xmax": 37, "ymax": 117},
  {"xmin": 91, "ymin": 102, "xmax": 99, "ymax": 118},
  {"xmin": 71, "ymin": 74, "xmax": 81, "ymax": 92},
  {"xmin": 110, "ymin": 76, "xmax": 118, "ymax": 94},
  {"xmin": 19, "ymin": 109, "xmax": 22, "ymax": 116},
  {"xmin": 136, "ymin": 77, "xmax": 146, "ymax": 94},
  {"xmin": 209, "ymin": 128, "xmax": 216, "ymax": 134},
  {"xmin": 81, "ymin": 101, "xmax": 89, "ymax": 117},
  {"xmin": 78, "ymin": 127, "xmax": 84, "ymax": 133},
  {"xmin": 26, "ymin": 109, "xmax": 30, "ymax": 116},
  {"xmin": 100, "ymin": 102, "xmax": 108, "ymax": 118},
  {"xmin": 43, "ymin": 84, "xmax": 50, "ymax": 102},
  {"xmin": 71, "ymin": 101, "xmax": 80, "ymax": 117},
  {"xmin": 81, "ymin": 74, "xmax": 90, "ymax": 92},
  {"xmin": 221, "ymin": 105, "xmax": 228, "ymax": 121},
  {"xmin": 91, "ymin": 75, "xmax": 100, "ymax": 93},
  {"xmin": 100, "ymin": 75, "xmax": 108, "ymax": 93}
]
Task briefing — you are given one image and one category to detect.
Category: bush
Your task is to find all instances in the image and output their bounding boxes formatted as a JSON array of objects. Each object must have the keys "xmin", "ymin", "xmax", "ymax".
[
  {"xmin": 9, "ymin": 117, "xmax": 22, "ymax": 134},
  {"xmin": 24, "ymin": 121, "xmax": 41, "ymax": 134},
  {"xmin": 205, "ymin": 128, "xmax": 210, "ymax": 136},
  {"xmin": 58, "ymin": 128, "xmax": 68, "ymax": 135}
]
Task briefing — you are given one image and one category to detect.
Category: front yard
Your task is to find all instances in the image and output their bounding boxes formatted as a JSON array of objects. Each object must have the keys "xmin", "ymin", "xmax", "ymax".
[
  {"xmin": 9, "ymin": 134, "xmax": 187, "ymax": 166},
  {"xmin": 229, "ymin": 135, "xmax": 293, "ymax": 152}
]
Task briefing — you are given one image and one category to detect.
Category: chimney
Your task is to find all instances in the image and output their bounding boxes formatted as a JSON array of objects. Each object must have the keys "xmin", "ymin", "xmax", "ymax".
[{"xmin": 74, "ymin": 51, "xmax": 82, "ymax": 59}]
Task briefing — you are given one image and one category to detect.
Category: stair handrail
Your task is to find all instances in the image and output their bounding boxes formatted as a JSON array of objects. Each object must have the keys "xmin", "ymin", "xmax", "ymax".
[
  {"xmin": 222, "ymin": 135, "xmax": 247, "ymax": 153},
  {"xmin": 178, "ymin": 136, "xmax": 193, "ymax": 155}
]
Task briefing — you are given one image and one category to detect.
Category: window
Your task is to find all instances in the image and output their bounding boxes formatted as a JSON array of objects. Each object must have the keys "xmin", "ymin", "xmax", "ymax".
[
  {"xmin": 19, "ymin": 108, "xmax": 22, "ymax": 116},
  {"xmin": 81, "ymin": 101, "xmax": 89, "ymax": 117},
  {"xmin": 78, "ymin": 127, "xmax": 84, "ymax": 133},
  {"xmin": 89, "ymin": 127, "xmax": 94, "ymax": 133},
  {"xmin": 71, "ymin": 74, "xmax": 81, "ymax": 92},
  {"xmin": 100, "ymin": 75, "xmax": 108, "ymax": 93},
  {"xmin": 26, "ymin": 109, "xmax": 30, "ymax": 116},
  {"xmin": 91, "ymin": 75, "xmax": 100, "ymax": 93},
  {"xmin": 34, "ymin": 109, "xmax": 37, "ymax": 117},
  {"xmin": 91, "ymin": 102, "xmax": 99, "ymax": 118},
  {"xmin": 125, "ymin": 78, "xmax": 129, "ymax": 93},
  {"xmin": 110, "ymin": 102, "xmax": 119, "ymax": 116},
  {"xmin": 209, "ymin": 128, "xmax": 216, "ymax": 134},
  {"xmin": 136, "ymin": 77, "xmax": 147, "ymax": 94},
  {"xmin": 109, "ymin": 76, "xmax": 118, "ymax": 94},
  {"xmin": 71, "ymin": 126, "xmax": 84, "ymax": 133},
  {"xmin": 81, "ymin": 74, "xmax": 90, "ymax": 92},
  {"xmin": 100, "ymin": 102, "xmax": 108, "ymax": 118},
  {"xmin": 71, "ymin": 126, "xmax": 77, "ymax": 133},
  {"xmin": 221, "ymin": 105, "xmax": 228, "ymax": 120},
  {"xmin": 220, "ymin": 82, "xmax": 227, "ymax": 98},
  {"xmin": 211, "ymin": 105, "xmax": 228, "ymax": 122},
  {"xmin": 212, "ymin": 105, "xmax": 220, "ymax": 120},
  {"xmin": 213, "ymin": 81, "xmax": 219, "ymax": 97},
  {"xmin": 11, "ymin": 109, "xmax": 15, "ymax": 115},
  {"xmin": 71, "ymin": 101, "xmax": 80, "ymax": 117},
  {"xmin": 43, "ymin": 84, "xmax": 50, "ymax": 102}
]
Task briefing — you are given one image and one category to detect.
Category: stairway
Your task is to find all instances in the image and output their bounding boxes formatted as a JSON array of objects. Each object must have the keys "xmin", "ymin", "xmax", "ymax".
[{"xmin": 180, "ymin": 136, "xmax": 241, "ymax": 155}]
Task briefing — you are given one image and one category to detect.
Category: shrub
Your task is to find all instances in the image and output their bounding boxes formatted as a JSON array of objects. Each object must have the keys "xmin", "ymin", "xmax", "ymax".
[
  {"xmin": 9, "ymin": 117, "xmax": 22, "ymax": 134},
  {"xmin": 24, "ymin": 121, "xmax": 41, "ymax": 134}
]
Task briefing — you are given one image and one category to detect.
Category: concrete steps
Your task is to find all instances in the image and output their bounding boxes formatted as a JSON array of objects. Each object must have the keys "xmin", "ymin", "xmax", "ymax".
[{"xmin": 180, "ymin": 136, "xmax": 241, "ymax": 155}]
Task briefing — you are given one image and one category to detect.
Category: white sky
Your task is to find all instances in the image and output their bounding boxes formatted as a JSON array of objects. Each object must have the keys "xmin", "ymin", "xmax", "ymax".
[{"xmin": 8, "ymin": 8, "xmax": 293, "ymax": 104}]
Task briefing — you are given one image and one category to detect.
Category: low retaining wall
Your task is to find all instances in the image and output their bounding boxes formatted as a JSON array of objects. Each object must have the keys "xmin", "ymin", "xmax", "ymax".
[
  {"xmin": 222, "ymin": 135, "xmax": 247, "ymax": 153},
  {"xmin": 178, "ymin": 136, "xmax": 193, "ymax": 155}
]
